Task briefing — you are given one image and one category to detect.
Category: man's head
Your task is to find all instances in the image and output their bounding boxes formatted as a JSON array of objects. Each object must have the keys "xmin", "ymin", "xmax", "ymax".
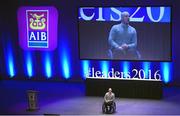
[
  {"xmin": 121, "ymin": 11, "xmax": 130, "ymax": 24},
  {"xmin": 108, "ymin": 88, "xmax": 112, "ymax": 93}
]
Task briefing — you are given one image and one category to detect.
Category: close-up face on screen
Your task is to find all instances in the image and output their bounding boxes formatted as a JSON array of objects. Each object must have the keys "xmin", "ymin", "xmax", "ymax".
[{"xmin": 78, "ymin": 7, "xmax": 171, "ymax": 61}]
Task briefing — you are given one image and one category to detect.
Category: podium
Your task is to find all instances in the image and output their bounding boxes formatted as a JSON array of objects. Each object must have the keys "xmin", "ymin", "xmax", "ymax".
[{"xmin": 27, "ymin": 90, "xmax": 39, "ymax": 111}]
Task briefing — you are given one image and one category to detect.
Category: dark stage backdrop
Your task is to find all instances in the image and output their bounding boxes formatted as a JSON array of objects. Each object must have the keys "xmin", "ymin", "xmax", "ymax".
[{"xmin": 0, "ymin": 0, "xmax": 180, "ymax": 85}]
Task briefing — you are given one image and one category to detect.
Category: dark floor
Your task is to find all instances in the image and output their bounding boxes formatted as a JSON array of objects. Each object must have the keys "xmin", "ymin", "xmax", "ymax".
[{"xmin": 0, "ymin": 80, "xmax": 180, "ymax": 115}]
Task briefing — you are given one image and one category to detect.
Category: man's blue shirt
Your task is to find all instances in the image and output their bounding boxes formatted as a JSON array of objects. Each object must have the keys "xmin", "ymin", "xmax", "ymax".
[{"xmin": 108, "ymin": 23, "xmax": 137, "ymax": 50}]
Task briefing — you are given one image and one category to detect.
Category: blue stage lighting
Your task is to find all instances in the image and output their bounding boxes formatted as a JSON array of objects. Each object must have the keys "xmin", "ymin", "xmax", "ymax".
[
  {"xmin": 6, "ymin": 42, "xmax": 15, "ymax": 78},
  {"xmin": 8, "ymin": 58, "xmax": 15, "ymax": 77},
  {"xmin": 62, "ymin": 57, "xmax": 70, "ymax": 79},
  {"xmin": 100, "ymin": 61, "xmax": 109, "ymax": 77},
  {"xmin": 81, "ymin": 60, "xmax": 90, "ymax": 79},
  {"xmin": 142, "ymin": 62, "xmax": 151, "ymax": 79},
  {"xmin": 161, "ymin": 62, "xmax": 172, "ymax": 83},
  {"xmin": 44, "ymin": 52, "xmax": 52, "ymax": 78},
  {"xmin": 25, "ymin": 52, "xmax": 33, "ymax": 77},
  {"xmin": 61, "ymin": 50, "xmax": 70, "ymax": 79},
  {"xmin": 122, "ymin": 61, "xmax": 130, "ymax": 78}
]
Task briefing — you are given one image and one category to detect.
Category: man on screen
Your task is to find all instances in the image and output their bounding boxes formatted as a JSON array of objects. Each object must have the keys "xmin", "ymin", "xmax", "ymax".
[{"xmin": 108, "ymin": 11, "xmax": 141, "ymax": 59}]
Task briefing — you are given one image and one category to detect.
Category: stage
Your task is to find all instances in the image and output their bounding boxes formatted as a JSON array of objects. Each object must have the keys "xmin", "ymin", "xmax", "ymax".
[{"xmin": 0, "ymin": 80, "xmax": 180, "ymax": 115}]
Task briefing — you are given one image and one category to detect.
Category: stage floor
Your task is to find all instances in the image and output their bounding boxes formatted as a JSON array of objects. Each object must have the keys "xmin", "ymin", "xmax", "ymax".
[{"xmin": 0, "ymin": 80, "xmax": 180, "ymax": 115}]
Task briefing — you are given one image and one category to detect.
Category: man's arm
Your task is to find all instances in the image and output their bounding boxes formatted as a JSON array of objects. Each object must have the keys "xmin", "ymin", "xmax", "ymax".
[
  {"xmin": 108, "ymin": 26, "xmax": 119, "ymax": 49},
  {"xmin": 112, "ymin": 93, "xmax": 115, "ymax": 101},
  {"xmin": 104, "ymin": 93, "xmax": 108, "ymax": 103},
  {"xmin": 127, "ymin": 29, "xmax": 137, "ymax": 49}
]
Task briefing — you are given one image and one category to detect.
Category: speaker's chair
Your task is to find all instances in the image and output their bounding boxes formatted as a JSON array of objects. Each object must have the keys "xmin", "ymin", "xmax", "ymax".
[{"xmin": 102, "ymin": 101, "xmax": 116, "ymax": 114}]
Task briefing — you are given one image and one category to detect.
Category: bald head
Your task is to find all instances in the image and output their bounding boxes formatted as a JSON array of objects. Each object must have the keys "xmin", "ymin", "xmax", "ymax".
[
  {"xmin": 108, "ymin": 88, "xmax": 112, "ymax": 93},
  {"xmin": 121, "ymin": 11, "xmax": 130, "ymax": 24}
]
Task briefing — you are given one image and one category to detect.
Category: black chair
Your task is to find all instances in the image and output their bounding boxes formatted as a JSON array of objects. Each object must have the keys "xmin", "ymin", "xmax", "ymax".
[{"xmin": 102, "ymin": 101, "xmax": 116, "ymax": 114}]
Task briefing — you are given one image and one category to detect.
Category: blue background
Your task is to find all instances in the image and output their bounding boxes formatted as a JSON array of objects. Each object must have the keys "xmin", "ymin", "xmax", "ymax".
[{"xmin": 79, "ymin": 7, "xmax": 171, "ymax": 22}]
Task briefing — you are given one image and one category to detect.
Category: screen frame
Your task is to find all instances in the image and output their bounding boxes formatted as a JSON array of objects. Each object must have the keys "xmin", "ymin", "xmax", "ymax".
[{"xmin": 77, "ymin": 5, "xmax": 173, "ymax": 62}]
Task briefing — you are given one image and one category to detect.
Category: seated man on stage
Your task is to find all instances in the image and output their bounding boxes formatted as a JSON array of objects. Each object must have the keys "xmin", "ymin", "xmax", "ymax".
[{"xmin": 103, "ymin": 88, "xmax": 115, "ymax": 113}]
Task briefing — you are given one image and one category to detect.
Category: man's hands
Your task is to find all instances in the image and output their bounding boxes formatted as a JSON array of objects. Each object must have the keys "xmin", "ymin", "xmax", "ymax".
[
  {"xmin": 117, "ymin": 44, "xmax": 128, "ymax": 51},
  {"xmin": 121, "ymin": 44, "xmax": 128, "ymax": 49},
  {"xmin": 105, "ymin": 100, "xmax": 112, "ymax": 103},
  {"xmin": 105, "ymin": 99, "xmax": 110, "ymax": 103},
  {"xmin": 117, "ymin": 46, "xmax": 123, "ymax": 50}
]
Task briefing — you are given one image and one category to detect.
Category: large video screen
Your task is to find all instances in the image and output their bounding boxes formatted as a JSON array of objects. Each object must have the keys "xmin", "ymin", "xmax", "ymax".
[{"xmin": 78, "ymin": 7, "xmax": 171, "ymax": 61}]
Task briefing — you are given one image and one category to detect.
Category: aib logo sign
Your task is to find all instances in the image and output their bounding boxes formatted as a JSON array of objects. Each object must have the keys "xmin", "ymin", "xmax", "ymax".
[
  {"xmin": 27, "ymin": 10, "xmax": 48, "ymax": 48},
  {"xmin": 18, "ymin": 7, "xmax": 58, "ymax": 50}
]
